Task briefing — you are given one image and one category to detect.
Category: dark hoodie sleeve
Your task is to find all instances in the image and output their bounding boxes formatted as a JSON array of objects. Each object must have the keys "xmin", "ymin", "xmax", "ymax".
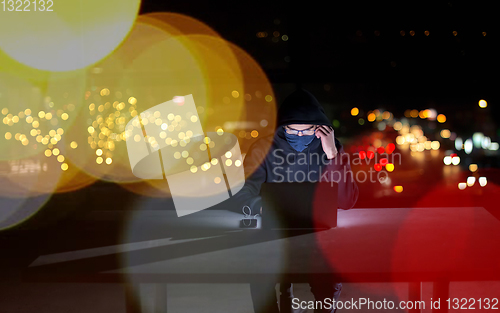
[
  {"xmin": 321, "ymin": 138, "xmax": 359, "ymax": 210},
  {"xmin": 229, "ymin": 140, "xmax": 268, "ymax": 215}
]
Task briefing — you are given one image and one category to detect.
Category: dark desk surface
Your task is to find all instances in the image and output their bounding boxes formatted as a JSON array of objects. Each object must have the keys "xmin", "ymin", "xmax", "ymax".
[{"xmin": 26, "ymin": 207, "xmax": 500, "ymax": 284}]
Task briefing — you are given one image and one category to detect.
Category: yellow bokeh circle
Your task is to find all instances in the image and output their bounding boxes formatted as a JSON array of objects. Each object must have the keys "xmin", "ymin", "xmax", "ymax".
[
  {"xmin": 0, "ymin": 0, "xmax": 140, "ymax": 71},
  {"xmin": 63, "ymin": 18, "xmax": 208, "ymax": 183}
]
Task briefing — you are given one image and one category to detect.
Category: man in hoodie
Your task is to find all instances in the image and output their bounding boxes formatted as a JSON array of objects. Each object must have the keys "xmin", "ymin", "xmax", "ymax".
[{"xmin": 233, "ymin": 88, "xmax": 359, "ymax": 313}]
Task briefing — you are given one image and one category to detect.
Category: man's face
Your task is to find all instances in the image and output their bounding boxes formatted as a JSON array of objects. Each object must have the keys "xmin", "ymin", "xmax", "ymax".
[{"xmin": 284, "ymin": 124, "xmax": 317, "ymax": 136}]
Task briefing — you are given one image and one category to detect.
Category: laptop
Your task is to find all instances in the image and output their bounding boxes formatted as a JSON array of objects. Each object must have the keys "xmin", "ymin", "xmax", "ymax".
[{"xmin": 260, "ymin": 182, "xmax": 338, "ymax": 230}]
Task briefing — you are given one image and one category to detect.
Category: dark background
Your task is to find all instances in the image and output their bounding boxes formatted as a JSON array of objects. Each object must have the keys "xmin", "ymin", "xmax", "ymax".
[
  {"xmin": 132, "ymin": 0, "xmax": 500, "ymax": 152},
  {"xmin": 138, "ymin": 0, "xmax": 499, "ymax": 121}
]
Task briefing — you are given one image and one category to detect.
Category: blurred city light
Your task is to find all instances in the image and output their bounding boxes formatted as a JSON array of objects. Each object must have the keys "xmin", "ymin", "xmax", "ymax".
[
  {"xmin": 478, "ymin": 99, "xmax": 487, "ymax": 108},
  {"xmin": 481, "ymin": 137, "xmax": 491, "ymax": 149},
  {"xmin": 382, "ymin": 111, "xmax": 392, "ymax": 120},
  {"xmin": 455, "ymin": 137, "xmax": 463, "ymax": 150},
  {"xmin": 393, "ymin": 186, "xmax": 403, "ymax": 193},
  {"xmin": 469, "ymin": 164, "xmax": 478, "ymax": 172},
  {"xmin": 431, "ymin": 141, "xmax": 440, "ymax": 150},
  {"xmin": 424, "ymin": 141, "xmax": 432, "ymax": 150},
  {"xmin": 458, "ymin": 182, "xmax": 467, "ymax": 190},
  {"xmin": 472, "ymin": 132, "xmax": 484, "ymax": 148},
  {"xmin": 385, "ymin": 163, "xmax": 394, "ymax": 172},
  {"xmin": 426, "ymin": 109, "xmax": 437, "ymax": 120},
  {"xmin": 467, "ymin": 176, "xmax": 475, "ymax": 187},
  {"xmin": 443, "ymin": 156, "xmax": 451, "ymax": 165},
  {"xmin": 396, "ymin": 136, "xmax": 405, "ymax": 145},
  {"xmin": 464, "ymin": 139, "xmax": 473, "ymax": 154},
  {"xmin": 479, "ymin": 177, "xmax": 487, "ymax": 187},
  {"xmin": 440, "ymin": 129, "xmax": 451, "ymax": 138}
]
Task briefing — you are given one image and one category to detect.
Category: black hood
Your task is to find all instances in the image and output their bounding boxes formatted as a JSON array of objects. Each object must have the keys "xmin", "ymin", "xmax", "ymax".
[{"xmin": 276, "ymin": 88, "xmax": 331, "ymax": 127}]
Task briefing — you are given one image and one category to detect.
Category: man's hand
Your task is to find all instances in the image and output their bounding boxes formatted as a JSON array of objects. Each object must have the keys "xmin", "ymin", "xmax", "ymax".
[{"xmin": 315, "ymin": 125, "xmax": 338, "ymax": 159}]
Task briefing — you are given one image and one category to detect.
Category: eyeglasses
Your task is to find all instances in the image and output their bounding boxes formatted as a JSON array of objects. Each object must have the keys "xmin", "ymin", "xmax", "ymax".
[{"xmin": 284, "ymin": 126, "xmax": 316, "ymax": 136}]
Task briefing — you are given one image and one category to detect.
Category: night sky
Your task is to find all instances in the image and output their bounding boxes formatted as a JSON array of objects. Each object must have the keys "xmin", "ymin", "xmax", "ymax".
[{"xmin": 136, "ymin": 0, "xmax": 500, "ymax": 139}]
